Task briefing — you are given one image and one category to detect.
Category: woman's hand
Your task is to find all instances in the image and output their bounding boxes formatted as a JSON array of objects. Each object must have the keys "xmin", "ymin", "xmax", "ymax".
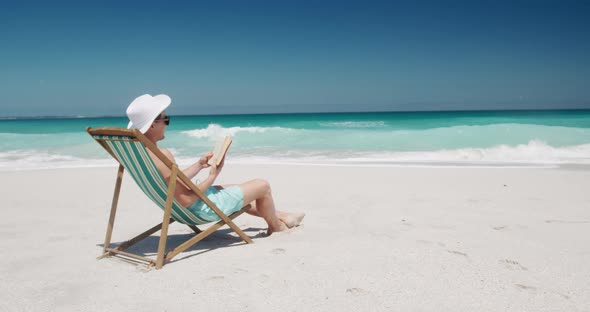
[
  {"xmin": 208, "ymin": 157, "xmax": 225, "ymax": 177},
  {"xmin": 198, "ymin": 151, "xmax": 213, "ymax": 168}
]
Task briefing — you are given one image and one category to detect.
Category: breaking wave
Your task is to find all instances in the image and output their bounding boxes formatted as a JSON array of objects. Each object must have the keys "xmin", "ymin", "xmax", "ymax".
[{"xmin": 181, "ymin": 124, "xmax": 295, "ymax": 141}]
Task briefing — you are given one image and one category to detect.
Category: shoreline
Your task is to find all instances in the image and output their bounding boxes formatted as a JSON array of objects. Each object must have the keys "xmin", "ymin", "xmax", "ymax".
[{"xmin": 3, "ymin": 159, "xmax": 590, "ymax": 172}]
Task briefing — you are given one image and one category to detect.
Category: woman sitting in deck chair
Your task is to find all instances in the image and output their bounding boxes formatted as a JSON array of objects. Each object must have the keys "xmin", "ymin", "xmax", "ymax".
[{"xmin": 126, "ymin": 94, "xmax": 305, "ymax": 235}]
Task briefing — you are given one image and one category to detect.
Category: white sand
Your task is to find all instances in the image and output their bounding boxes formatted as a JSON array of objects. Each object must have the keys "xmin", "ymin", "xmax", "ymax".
[{"xmin": 1, "ymin": 164, "xmax": 589, "ymax": 311}]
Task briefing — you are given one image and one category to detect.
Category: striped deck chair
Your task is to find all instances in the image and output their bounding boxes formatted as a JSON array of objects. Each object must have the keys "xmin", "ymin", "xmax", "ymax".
[{"xmin": 87, "ymin": 127, "xmax": 253, "ymax": 269}]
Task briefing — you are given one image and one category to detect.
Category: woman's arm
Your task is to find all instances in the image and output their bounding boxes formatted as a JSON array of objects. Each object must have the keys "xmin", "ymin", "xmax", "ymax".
[
  {"xmin": 159, "ymin": 148, "xmax": 211, "ymax": 179},
  {"xmin": 195, "ymin": 158, "xmax": 224, "ymax": 191},
  {"xmin": 182, "ymin": 151, "xmax": 213, "ymax": 180},
  {"xmin": 160, "ymin": 148, "xmax": 222, "ymax": 193}
]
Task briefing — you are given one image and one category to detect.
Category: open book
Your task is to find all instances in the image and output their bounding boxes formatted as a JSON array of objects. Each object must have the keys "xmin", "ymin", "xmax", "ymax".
[{"xmin": 208, "ymin": 136, "xmax": 232, "ymax": 166}]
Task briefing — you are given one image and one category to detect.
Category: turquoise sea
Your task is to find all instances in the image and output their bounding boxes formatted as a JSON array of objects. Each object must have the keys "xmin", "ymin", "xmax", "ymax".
[{"xmin": 1, "ymin": 110, "xmax": 590, "ymax": 170}]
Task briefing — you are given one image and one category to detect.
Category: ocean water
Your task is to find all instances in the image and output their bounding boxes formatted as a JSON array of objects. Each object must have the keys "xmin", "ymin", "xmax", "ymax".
[{"xmin": 1, "ymin": 110, "xmax": 590, "ymax": 170}]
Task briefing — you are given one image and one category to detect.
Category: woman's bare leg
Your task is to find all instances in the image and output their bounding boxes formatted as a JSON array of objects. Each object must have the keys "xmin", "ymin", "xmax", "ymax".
[
  {"xmin": 242, "ymin": 202, "xmax": 304, "ymax": 227},
  {"xmin": 217, "ymin": 183, "xmax": 305, "ymax": 229},
  {"xmin": 236, "ymin": 179, "xmax": 287, "ymax": 234}
]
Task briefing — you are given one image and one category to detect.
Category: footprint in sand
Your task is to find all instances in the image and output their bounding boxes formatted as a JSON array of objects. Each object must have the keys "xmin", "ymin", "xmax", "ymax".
[
  {"xmin": 447, "ymin": 250, "xmax": 468, "ymax": 257},
  {"xmin": 545, "ymin": 220, "xmax": 590, "ymax": 224},
  {"xmin": 500, "ymin": 259, "xmax": 528, "ymax": 271},
  {"xmin": 401, "ymin": 221, "xmax": 413, "ymax": 227},
  {"xmin": 417, "ymin": 240, "xmax": 446, "ymax": 248},
  {"xmin": 492, "ymin": 225, "xmax": 528, "ymax": 231},
  {"xmin": 516, "ymin": 284, "xmax": 570, "ymax": 300},
  {"xmin": 346, "ymin": 288, "xmax": 368, "ymax": 296},
  {"xmin": 271, "ymin": 248, "xmax": 286, "ymax": 255},
  {"xmin": 554, "ymin": 292, "xmax": 570, "ymax": 300},
  {"xmin": 258, "ymin": 274, "xmax": 271, "ymax": 283},
  {"xmin": 515, "ymin": 284, "xmax": 536, "ymax": 291}
]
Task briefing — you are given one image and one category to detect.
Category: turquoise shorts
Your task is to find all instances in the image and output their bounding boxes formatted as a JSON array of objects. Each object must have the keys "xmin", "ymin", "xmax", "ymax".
[{"xmin": 187, "ymin": 186, "xmax": 245, "ymax": 222}]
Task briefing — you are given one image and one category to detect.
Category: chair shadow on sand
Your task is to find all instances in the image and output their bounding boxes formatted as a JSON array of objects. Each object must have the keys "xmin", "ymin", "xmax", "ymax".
[{"xmin": 97, "ymin": 226, "xmax": 267, "ymax": 265}]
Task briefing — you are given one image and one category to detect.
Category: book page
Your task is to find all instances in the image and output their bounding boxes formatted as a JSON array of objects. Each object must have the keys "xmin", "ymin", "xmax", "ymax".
[{"xmin": 208, "ymin": 136, "xmax": 232, "ymax": 166}]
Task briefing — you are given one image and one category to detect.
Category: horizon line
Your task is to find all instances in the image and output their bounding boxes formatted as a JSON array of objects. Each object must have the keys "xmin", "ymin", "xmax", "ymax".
[{"xmin": 2, "ymin": 107, "xmax": 590, "ymax": 120}]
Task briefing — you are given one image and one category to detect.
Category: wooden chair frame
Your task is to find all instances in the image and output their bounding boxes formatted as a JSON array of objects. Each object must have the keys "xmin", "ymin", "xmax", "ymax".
[{"xmin": 87, "ymin": 127, "xmax": 253, "ymax": 269}]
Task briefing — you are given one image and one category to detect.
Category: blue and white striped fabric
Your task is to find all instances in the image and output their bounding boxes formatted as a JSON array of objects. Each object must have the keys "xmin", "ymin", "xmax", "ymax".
[{"xmin": 93, "ymin": 135, "xmax": 210, "ymax": 225}]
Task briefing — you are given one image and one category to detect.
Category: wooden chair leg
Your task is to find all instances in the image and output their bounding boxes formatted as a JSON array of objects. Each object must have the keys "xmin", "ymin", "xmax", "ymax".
[
  {"xmin": 103, "ymin": 165, "xmax": 124, "ymax": 255},
  {"xmin": 155, "ymin": 165, "xmax": 178, "ymax": 269}
]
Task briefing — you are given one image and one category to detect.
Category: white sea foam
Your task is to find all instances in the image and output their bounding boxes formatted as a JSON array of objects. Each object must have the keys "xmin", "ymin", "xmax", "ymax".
[
  {"xmin": 2, "ymin": 140, "xmax": 590, "ymax": 171},
  {"xmin": 354, "ymin": 140, "xmax": 590, "ymax": 164},
  {"xmin": 0, "ymin": 150, "xmax": 115, "ymax": 171},
  {"xmin": 206, "ymin": 140, "xmax": 590, "ymax": 166},
  {"xmin": 181, "ymin": 124, "xmax": 295, "ymax": 140},
  {"xmin": 320, "ymin": 121, "xmax": 386, "ymax": 128}
]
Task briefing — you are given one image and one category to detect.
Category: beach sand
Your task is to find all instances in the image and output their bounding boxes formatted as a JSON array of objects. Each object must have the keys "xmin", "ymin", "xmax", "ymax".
[{"xmin": 1, "ymin": 164, "xmax": 589, "ymax": 311}]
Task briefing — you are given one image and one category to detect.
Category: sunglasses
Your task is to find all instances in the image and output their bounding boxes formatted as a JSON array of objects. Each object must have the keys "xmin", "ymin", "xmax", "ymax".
[{"xmin": 154, "ymin": 115, "xmax": 170, "ymax": 126}]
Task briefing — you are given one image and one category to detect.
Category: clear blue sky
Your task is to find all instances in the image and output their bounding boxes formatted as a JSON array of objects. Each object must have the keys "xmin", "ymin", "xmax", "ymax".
[{"xmin": 1, "ymin": 0, "xmax": 589, "ymax": 117}]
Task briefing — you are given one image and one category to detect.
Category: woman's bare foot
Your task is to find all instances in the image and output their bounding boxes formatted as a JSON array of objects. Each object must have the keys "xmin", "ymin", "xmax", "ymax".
[
  {"xmin": 279, "ymin": 212, "xmax": 306, "ymax": 228},
  {"xmin": 267, "ymin": 220, "xmax": 289, "ymax": 236}
]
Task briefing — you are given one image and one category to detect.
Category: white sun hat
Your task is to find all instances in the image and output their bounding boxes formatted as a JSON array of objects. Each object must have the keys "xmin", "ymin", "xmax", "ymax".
[{"xmin": 126, "ymin": 94, "xmax": 171, "ymax": 133}]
